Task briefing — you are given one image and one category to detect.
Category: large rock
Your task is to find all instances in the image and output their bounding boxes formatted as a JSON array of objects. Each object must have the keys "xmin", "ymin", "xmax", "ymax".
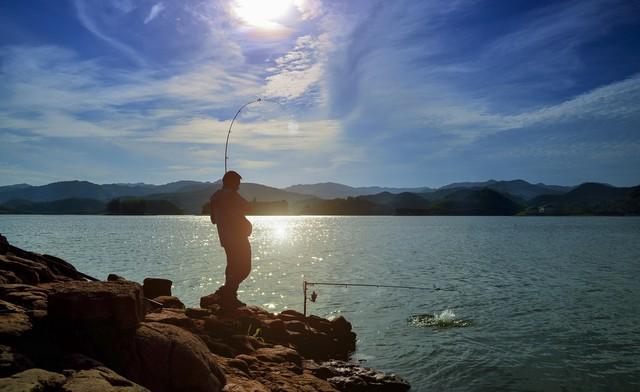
[
  {"xmin": 144, "ymin": 309, "xmax": 195, "ymax": 330},
  {"xmin": 48, "ymin": 281, "xmax": 144, "ymax": 331},
  {"xmin": 0, "ymin": 285, "xmax": 48, "ymax": 311},
  {"xmin": 63, "ymin": 366, "xmax": 150, "ymax": 392},
  {"xmin": 0, "ymin": 368, "xmax": 66, "ymax": 391},
  {"xmin": 0, "ymin": 345, "xmax": 34, "ymax": 377},
  {"xmin": 306, "ymin": 360, "xmax": 410, "ymax": 392},
  {"xmin": 0, "ymin": 254, "xmax": 56, "ymax": 285},
  {"xmin": 153, "ymin": 296, "xmax": 185, "ymax": 310},
  {"xmin": 143, "ymin": 278, "xmax": 172, "ymax": 299},
  {"xmin": 0, "ymin": 301, "xmax": 32, "ymax": 341},
  {"xmin": 116, "ymin": 322, "xmax": 225, "ymax": 392},
  {"xmin": 0, "ymin": 235, "xmax": 8, "ymax": 255},
  {"xmin": 0, "ymin": 238, "xmax": 85, "ymax": 284},
  {"xmin": 0, "ymin": 366, "xmax": 150, "ymax": 392}
]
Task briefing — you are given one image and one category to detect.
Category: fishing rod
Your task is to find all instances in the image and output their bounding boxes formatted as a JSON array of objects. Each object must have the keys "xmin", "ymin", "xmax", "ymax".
[
  {"xmin": 224, "ymin": 98, "xmax": 262, "ymax": 173},
  {"xmin": 303, "ymin": 280, "xmax": 457, "ymax": 316}
]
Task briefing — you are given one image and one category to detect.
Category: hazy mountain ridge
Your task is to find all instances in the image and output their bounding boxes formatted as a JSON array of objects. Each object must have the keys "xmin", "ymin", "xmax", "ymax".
[
  {"xmin": 0, "ymin": 180, "xmax": 218, "ymax": 203},
  {"xmin": 284, "ymin": 182, "xmax": 433, "ymax": 199},
  {"xmin": 0, "ymin": 179, "xmax": 637, "ymax": 215},
  {"xmin": 528, "ymin": 183, "xmax": 640, "ymax": 215}
]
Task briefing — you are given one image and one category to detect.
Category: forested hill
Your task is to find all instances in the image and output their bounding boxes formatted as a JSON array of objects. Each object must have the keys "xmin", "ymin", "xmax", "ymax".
[{"xmin": 0, "ymin": 180, "xmax": 638, "ymax": 216}]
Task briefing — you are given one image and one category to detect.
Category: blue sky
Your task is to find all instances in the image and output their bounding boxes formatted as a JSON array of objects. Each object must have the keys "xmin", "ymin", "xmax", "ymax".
[{"xmin": 1, "ymin": 0, "xmax": 639, "ymax": 187}]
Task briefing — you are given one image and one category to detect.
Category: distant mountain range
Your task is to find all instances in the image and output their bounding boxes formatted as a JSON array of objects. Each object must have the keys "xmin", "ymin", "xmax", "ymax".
[
  {"xmin": 284, "ymin": 182, "xmax": 433, "ymax": 199},
  {"xmin": 0, "ymin": 179, "xmax": 638, "ymax": 216}
]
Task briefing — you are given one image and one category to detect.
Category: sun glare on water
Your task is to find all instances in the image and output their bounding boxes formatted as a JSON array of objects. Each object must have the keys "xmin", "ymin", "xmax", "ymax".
[{"xmin": 233, "ymin": 0, "xmax": 293, "ymax": 29}]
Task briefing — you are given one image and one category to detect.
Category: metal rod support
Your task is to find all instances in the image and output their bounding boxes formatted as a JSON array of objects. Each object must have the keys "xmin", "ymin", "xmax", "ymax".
[{"xmin": 303, "ymin": 280, "xmax": 308, "ymax": 316}]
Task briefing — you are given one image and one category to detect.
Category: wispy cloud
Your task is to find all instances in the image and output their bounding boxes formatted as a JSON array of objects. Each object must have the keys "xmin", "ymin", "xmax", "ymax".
[
  {"xmin": 144, "ymin": 3, "xmax": 166, "ymax": 24},
  {"xmin": 264, "ymin": 34, "xmax": 332, "ymax": 103},
  {"xmin": 72, "ymin": 0, "xmax": 146, "ymax": 67}
]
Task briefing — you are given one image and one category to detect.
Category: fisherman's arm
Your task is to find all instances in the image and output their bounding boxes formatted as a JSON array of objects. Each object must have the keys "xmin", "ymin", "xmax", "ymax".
[{"xmin": 209, "ymin": 195, "xmax": 216, "ymax": 225}]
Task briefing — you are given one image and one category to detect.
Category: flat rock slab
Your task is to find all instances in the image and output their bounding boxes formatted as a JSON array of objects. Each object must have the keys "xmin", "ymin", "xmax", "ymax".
[
  {"xmin": 0, "ymin": 368, "xmax": 66, "ymax": 391},
  {"xmin": 48, "ymin": 281, "xmax": 144, "ymax": 331},
  {"xmin": 64, "ymin": 366, "xmax": 150, "ymax": 392},
  {"xmin": 0, "ymin": 367, "xmax": 150, "ymax": 392},
  {"xmin": 0, "ymin": 301, "xmax": 32, "ymax": 340},
  {"xmin": 306, "ymin": 360, "xmax": 410, "ymax": 392}
]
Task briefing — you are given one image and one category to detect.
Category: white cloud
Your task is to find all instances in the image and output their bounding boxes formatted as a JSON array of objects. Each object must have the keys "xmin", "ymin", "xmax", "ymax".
[
  {"xmin": 263, "ymin": 34, "xmax": 332, "ymax": 101},
  {"xmin": 144, "ymin": 3, "xmax": 166, "ymax": 24},
  {"xmin": 147, "ymin": 116, "xmax": 342, "ymax": 152},
  {"xmin": 294, "ymin": 0, "xmax": 323, "ymax": 20},
  {"xmin": 237, "ymin": 160, "xmax": 277, "ymax": 169},
  {"xmin": 0, "ymin": 45, "xmax": 265, "ymax": 140},
  {"xmin": 264, "ymin": 63, "xmax": 324, "ymax": 100},
  {"xmin": 423, "ymin": 73, "xmax": 640, "ymax": 138},
  {"xmin": 72, "ymin": 0, "xmax": 146, "ymax": 67}
]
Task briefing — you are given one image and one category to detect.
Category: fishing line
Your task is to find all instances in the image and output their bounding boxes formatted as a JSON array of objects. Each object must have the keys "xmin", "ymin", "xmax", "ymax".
[{"xmin": 303, "ymin": 280, "xmax": 458, "ymax": 316}]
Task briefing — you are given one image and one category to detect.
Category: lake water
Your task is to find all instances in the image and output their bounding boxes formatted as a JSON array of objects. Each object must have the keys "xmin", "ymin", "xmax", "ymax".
[{"xmin": 2, "ymin": 215, "xmax": 639, "ymax": 391}]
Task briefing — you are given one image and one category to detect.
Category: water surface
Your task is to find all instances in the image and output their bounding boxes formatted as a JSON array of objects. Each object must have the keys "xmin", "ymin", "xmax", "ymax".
[{"xmin": 2, "ymin": 215, "xmax": 639, "ymax": 391}]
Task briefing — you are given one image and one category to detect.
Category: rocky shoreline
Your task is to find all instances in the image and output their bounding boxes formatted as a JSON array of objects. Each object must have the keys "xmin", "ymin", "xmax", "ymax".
[{"xmin": 0, "ymin": 233, "xmax": 410, "ymax": 391}]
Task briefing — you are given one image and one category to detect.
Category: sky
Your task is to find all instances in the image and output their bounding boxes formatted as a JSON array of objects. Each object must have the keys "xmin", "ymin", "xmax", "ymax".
[{"xmin": 1, "ymin": 0, "xmax": 639, "ymax": 188}]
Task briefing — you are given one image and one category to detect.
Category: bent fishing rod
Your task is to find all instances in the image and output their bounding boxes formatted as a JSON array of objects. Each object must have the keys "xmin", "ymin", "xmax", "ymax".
[{"xmin": 224, "ymin": 98, "xmax": 262, "ymax": 173}]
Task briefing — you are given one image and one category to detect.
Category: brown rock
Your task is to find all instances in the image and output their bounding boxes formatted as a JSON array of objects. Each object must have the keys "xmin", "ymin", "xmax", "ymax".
[
  {"xmin": 261, "ymin": 318, "xmax": 287, "ymax": 340},
  {"xmin": 0, "ymin": 234, "xmax": 7, "ymax": 254},
  {"xmin": 254, "ymin": 346, "xmax": 302, "ymax": 367},
  {"xmin": 226, "ymin": 358, "xmax": 251, "ymax": 375},
  {"xmin": 107, "ymin": 274, "xmax": 127, "ymax": 282},
  {"xmin": 0, "ymin": 284, "xmax": 48, "ymax": 311},
  {"xmin": 307, "ymin": 315, "xmax": 333, "ymax": 334},
  {"xmin": 277, "ymin": 309, "xmax": 305, "ymax": 321},
  {"xmin": 330, "ymin": 316, "xmax": 352, "ymax": 335},
  {"xmin": 204, "ymin": 317, "xmax": 240, "ymax": 337},
  {"xmin": 284, "ymin": 320, "xmax": 307, "ymax": 333},
  {"xmin": 118, "ymin": 322, "xmax": 225, "ymax": 392},
  {"xmin": 144, "ymin": 309, "xmax": 195, "ymax": 330},
  {"xmin": 60, "ymin": 353, "xmax": 105, "ymax": 371},
  {"xmin": 48, "ymin": 281, "xmax": 144, "ymax": 331},
  {"xmin": 0, "ymin": 271, "xmax": 19, "ymax": 285},
  {"xmin": 0, "ymin": 345, "xmax": 34, "ymax": 377},
  {"xmin": 222, "ymin": 378, "xmax": 270, "ymax": 392},
  {"xmin": 228, "ymin": 335, "xmax": 259, "ymax": 355},
  {"xmin": 0, "ymin": 300, "xmax": 32, "ymax": 340},
  {"xmin": 234, "ymin": 354, "xmax": 258, "ymax": 367},
  {"xmin": 0, "ymin": 254, "xmax": 54, "ymax": 285},
  {"xmin": 152, "ymin": 296, "xmax": 185, "ymax": 310},
  {"xmin": 307, "ymin": 360, "xmax": 410, "ymax": 392},
  {"xmin": 0, "ymin": 238, "xmax": 85, "ymax": 284},
  {"xmin": 0, "ymin": 368, "xmax": 66, "ymax": 391},
  {"xmin": 185, "ymin": 308, "xmax": 211, "ymax": 319},
  {"xmin": 63, "ymin": 366, "xmax": 150, "ymax": 392},
  {"xmin": 142, "ymin": 278, "xmax": 172, "ymax": 299},
  {"xmin": 201, "ymin": 336, "xmax": 235, "ymax": 357}
]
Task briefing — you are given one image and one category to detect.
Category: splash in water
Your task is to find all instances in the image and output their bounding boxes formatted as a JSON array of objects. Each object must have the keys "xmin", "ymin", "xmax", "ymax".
[{"xmin": 408, "ymin": 309, "xmax": 472, "ymax": 328}]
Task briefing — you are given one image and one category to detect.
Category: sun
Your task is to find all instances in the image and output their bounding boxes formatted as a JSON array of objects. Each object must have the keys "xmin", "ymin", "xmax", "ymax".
[{"xmin": 233, "ymin": 0, "xmax": 293, "ymax": 29}]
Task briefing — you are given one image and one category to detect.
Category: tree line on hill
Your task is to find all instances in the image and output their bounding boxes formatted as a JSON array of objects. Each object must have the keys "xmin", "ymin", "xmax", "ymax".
[{"xmin": 0, "ymin": 180, "xmax": 638, "ymax": 216}]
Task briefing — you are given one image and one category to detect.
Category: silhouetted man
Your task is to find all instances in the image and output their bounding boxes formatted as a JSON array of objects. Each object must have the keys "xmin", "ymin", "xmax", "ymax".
[{"xmin": 210, "ymin": 171, "xmax": 252, "ymax": 309}]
